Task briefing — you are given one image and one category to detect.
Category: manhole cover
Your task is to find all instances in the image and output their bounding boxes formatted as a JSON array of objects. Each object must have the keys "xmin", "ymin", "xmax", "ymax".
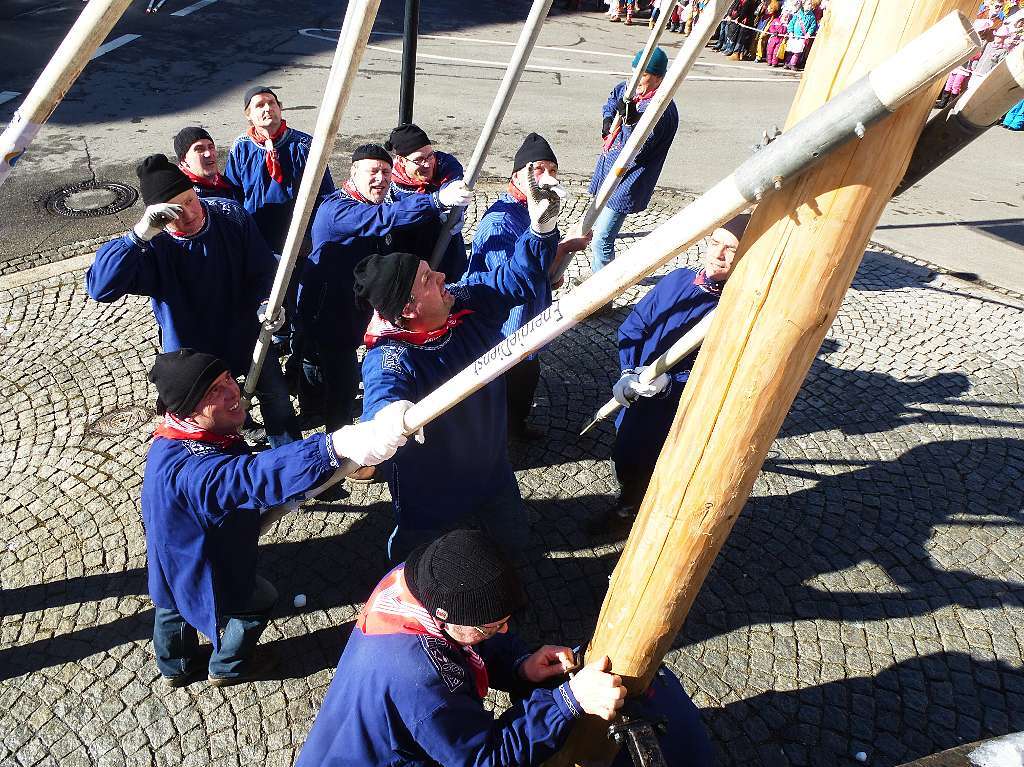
[
  {"xmin": 44, "ymin": 180, "xmax": 138, "ymax": 218},
  {"xmin": 84, "ymin": 404, "xmax": 157, "ymax": 437}
]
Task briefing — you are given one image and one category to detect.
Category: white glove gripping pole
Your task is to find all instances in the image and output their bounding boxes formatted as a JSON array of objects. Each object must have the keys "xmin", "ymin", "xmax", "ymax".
[
  {"xmin": 603, "ymin": 0, "xmax": 680, "ymax": 152},
  {"xmin": 580, "ymin": 309, "xmax": 716, "ymax": 435},
  {"xmin": 0, "ymin": 0, "xmax": 134, "ymax": 188},
  {"xmin": 242, "ymin": 0, "xmax": 380, "ymax": 398},
  {"xmin": 308, "ymin": 12, "xmax": 979, "ymax": 500},
  {"xmin": 427, "ymin": 0, "xmax": 556, "ymax": 269},
  {"xmin": 895, "ymin": 43, "xmax": 1024, "ymax": 195},
  {"xmin": 549, "ymin": 0, "xmax": 731, "ymax": 283}
]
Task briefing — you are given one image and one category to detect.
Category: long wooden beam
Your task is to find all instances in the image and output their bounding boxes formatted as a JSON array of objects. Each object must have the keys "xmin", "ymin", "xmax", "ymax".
[{"xmin": 548, "ymin": 2, "xmax": 979, "ymax": 764}]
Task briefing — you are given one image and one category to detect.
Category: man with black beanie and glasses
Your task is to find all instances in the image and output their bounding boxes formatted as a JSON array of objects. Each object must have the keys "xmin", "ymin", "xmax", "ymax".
[
  {"xmin": 86, "ymin": 154, "xmax": 301, "ymax": 448},
  {"xmin": 295, "ymin": 529, "xmax": 626, "ymax": 765},
  {"xmin": 385, "ymin": 122, "xmax": 469, "ymax": 281}
]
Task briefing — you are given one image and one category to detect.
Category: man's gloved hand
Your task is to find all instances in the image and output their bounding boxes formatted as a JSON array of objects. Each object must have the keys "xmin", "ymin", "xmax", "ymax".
[
  {"xmin": 602, "ymin": 116, "xmax": 613, "ymax": 138},
  {"xmin": 612, "ymin": 367, "xmax": 671, "ymax": 407},
  {"xmin": 133, "ymin": 203, "xmax": 183, "ymax": 242},
  {"xmin": 567, "ymin": 655, "xmax": 626, "ymax": 721},
  {"xmin": 257, "ymin": 300, "xmax": 286, "ymax": 333},
  {"xmin": 525, "ymin": 162, "xmax": 566, "ymax": 235},
  {"xmin": 438, "ymin": 180, "xmax": 473, "ymax": 209},
  {"xmin": 614, "ymin": 98, "xmax": 641, "ymax": 126},
  {"xmin": 330, "ymin": 400, "xmax": 413, "ymax": 466}
]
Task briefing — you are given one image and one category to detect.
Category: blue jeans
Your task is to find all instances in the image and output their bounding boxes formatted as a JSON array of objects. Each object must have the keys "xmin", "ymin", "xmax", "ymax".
[
  {"xmin": 253, "ymin": 359, "xmax": 300, "ymax": 448},
  {"xmin": 590, "ymin": 207, "xmax": 629, "ymax": 274},
  {"xmin": 153, "ymin": 575, "xmax": 278, "ymax": 680},
  {"xmin": 387, "ymin": 493, "xmax": 530, "ymax": 564}
]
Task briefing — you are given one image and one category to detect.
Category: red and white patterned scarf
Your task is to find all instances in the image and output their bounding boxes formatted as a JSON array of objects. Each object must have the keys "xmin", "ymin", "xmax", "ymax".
[
  {"xmin": 392, "ymin": 159, "xmax": 452, "ymax": 194},
  {"xmin": 179, "ymin": 165, "xmax": 235, "ymax": 194},
  {"xmin": 602, "ymin": 86, "xmax": 658, "ymax": 152},
  {"xmin": 358, "ymin": 566, "xmax": 489, "ymax": 698},
  {"xmin": 363, "ymin": 309, "xmax": 474, "ymax": 349},
  {"xmin": 152, "ymin": 412, "xmax": 244, "ymax": 450},
  {"xmin": 247, "ymin": 120, "xmax": 288, "ymax": 184}
]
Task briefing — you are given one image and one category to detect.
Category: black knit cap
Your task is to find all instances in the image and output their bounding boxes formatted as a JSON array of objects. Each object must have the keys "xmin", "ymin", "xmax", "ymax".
[
  {"xmin": 512, "ymin": 132, "xmax": 557, "ymax": 172},
  {"xmin": 243, "ymin": 85, "xmax": 279, "ymax": 110},
  {"xmin": 352, "ymin": 251, "xmax": 420, "ymax": 323},
  {"xmin": 405, "ymin": 530, "xmax": 527, "ymax": 626},
  {"xmin": 148, "ymin": 348, "xmax": 230, "ymax": 416},
  {"xmin": 386, "ymin": 123, "xmax": 431, "ymax": 156},
  {"xmin": 351, "ymin": 143, "xmax": 394, "ymax": 166},
  {"xmin": 719, "ymin": 212, "xmax": 751, "ymax": 242},
  {"xmin": 136, "ymin": 154, "xmax": 193, "ymax": 206},
  {"xmin": 173, "ymin": 126, "xmax": 213, "ymax": 161}
]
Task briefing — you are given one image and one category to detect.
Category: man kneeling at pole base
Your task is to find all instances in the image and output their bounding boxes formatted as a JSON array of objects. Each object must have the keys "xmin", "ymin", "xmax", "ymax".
[{"xmin": 295, "ymin": 529, "xmax": 626, "ymax": 765}]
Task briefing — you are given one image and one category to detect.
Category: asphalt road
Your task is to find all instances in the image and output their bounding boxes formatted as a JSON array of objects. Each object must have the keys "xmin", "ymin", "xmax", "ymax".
[{"xmin": 1, "ymin": 0, "xmax": 1022, "ymax": 288}]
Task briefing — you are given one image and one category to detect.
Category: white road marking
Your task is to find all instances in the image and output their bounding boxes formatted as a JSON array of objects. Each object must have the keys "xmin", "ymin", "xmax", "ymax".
[
  {"xmin": 90, "ymin": 34, "xmax": 141, "ymax": 60},
  {"xmin": 0, "ymin": 91, "xmax": 20, "ymax": 107},
  {"xmin": 363, "ymin": 42, "xmax": 789, "ymax": 82},
  {"xmin": 171, "ymin": 0, "xmax": 219, "ymax": 17},
  {"xmin": 299, "ymin": 28, "xmax": 796, "ymax": 81}
]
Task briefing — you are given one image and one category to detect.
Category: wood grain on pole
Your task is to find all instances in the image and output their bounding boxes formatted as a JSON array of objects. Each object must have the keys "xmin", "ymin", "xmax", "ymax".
[
  {"xmin": 0, "ymin": 0, "xmax": 134, "ymax": 187},
  {"xmin": 548, "ymin": 2, "xmax": 977, "ymax": 764}
]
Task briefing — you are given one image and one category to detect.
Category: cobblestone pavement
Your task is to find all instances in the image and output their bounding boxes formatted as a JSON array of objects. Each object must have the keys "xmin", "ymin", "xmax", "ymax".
[{"xmin": 1, "ymin": 179, "xmax": 1023, "ymax": 767}]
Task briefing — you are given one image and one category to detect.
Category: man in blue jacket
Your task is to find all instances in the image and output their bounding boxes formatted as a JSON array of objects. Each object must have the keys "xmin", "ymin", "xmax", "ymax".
[
  {"xmin": 589, "ymin": 47, "xmax": 679, "ymax": 274},
  {"xmin": 354, "ymin": 163, "xmax": 561, "ymax": 562},
  {"xmin": 86, "ymin": 154, "xmax": 300, "ymax": 448},
  {"xmin": 296, "ymin": 144, "xmax": 472, "ymax": 433},
  {"xmin": 594, "ymin": 214, "xmax": 749, "ymax": 535},
  {"xmin": 224, "ymin": 85, "xmax": 335, "ymax": 253},
  {"xmin": 466, "ymin": 134, "xmax": 591, "ymax": 440},
  {"xmin": 386, "ymin": 122, "xmax": 469, "ymax": 281},
  {"xmin": 174, "ymin": 126, "xmax": 243, "ymax": 204},
  {"xmin": 143, "ymin": 348, "xmax": 410, "ymax": 686},
  {"xmin": 295, "ymin": 529, "xmax": 626, "ymax": 766}
]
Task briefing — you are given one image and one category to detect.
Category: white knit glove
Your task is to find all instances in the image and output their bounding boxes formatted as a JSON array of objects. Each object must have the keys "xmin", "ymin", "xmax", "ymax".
[
  {"xmin": 438, "ymin": 180, "xmax": 473, "ymax": 209},
  {"xmin": 133, "ymin": 203, "xmax": 182, "ymax": 242},
  {"xmin": 257, "ymin": 300, "xmax": 286, "ymax": 333},
  {"xmin": 525, "ymin": 164, "xmax": 566, "ymax": 235},
  {"xmin": 612, "ymin": 368, "xmax": 671, "ymax": 407},
  {"xmin": 330, "ymin": 400, "xmax": 412, "ymax": 466}
]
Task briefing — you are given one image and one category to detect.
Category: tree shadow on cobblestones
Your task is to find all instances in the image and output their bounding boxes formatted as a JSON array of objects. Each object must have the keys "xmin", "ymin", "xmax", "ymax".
[
  {"xmin": 782, "ymin": 342, "xmax": 1020, "ymax": 439},
  {"xmin": 701, "ymin": 651, "xmax": 1024, "ymax": 767},
  {"xmin": 0, "ymin": 504, "xmax": 394, "ymax": 682},
  {"xmin": 679, "ymin": 437, "xmax": 1024, "ymax": 648},
  {"xmin": 855, "ymin": 250, "xmax": 1024, "ymax": 311}
]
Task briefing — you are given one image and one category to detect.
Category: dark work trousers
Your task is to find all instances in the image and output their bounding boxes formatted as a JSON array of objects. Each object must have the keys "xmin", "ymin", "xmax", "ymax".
[{"xmin": 504, "ymin": 356, "xmax": 541, "ymax": 431}]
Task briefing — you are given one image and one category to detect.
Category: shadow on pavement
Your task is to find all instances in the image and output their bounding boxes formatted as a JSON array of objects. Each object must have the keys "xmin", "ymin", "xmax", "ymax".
[{"xmin": 701, "ymin": 652, "xmax": 1024, "ymax": 767}]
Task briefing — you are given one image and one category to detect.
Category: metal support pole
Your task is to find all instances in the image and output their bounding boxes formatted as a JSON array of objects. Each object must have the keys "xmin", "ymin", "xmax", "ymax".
[{"xmin": 399, "ymin": 0, "xmax": 420, "ymax": 125}]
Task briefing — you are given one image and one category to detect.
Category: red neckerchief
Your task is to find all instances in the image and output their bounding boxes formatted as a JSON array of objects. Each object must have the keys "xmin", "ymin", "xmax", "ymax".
[
  {"xmin": 152, "ymin": 412, "xmax": 244, "ymax": 450},
  {"xmin": 602, "ymin": 86, "xmax": 657, "ymax": 151},
  {"xmin": 179, "ymin": 165, "xmax": 235, "ymax": 193},
  {"xmin": 358, "ymin": 566, "xmax": 489, "ymax": 698},
  {"xmin": 247, "ymin": 120, "xmax": 288, "ymax": 184},
  {"xmin": 392, "ymin": 160, "xmax": 451, "ymax": 194},
  {"xmin": 364, "ymin": 309, "xmax": 474, "ymax": 349},
  {"xmin": 507, "ymin": 180, "xmax": 528, "ymax": 204},
  {"xmin": 342, "ymin": 178, "xmax": 372, "ymax": 204},
  {"xmin": 694, "ymin": 268, "xmax": 724, "ymax": 296}
]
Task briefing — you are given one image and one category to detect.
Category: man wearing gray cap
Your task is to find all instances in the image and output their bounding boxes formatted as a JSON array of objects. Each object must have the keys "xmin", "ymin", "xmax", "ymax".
[{"xmin": 593, "ymin": 214, "xmax": 750, "ymax": 535}]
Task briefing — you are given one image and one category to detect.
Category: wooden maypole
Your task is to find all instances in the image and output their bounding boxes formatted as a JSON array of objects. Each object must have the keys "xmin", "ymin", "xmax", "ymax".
[{"xmin": 550, "ymin": 0, "xmax": 978, "ymax": 763}]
